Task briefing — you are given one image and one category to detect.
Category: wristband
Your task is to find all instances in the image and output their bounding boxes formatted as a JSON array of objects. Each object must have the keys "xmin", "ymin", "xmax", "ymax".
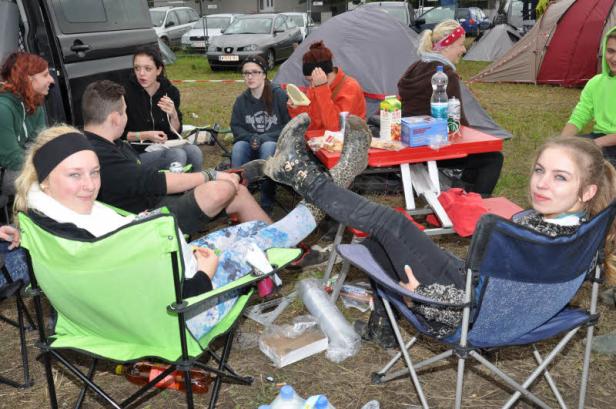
[
  {"xmin": 201, "ymin": 168, "xmax": 217, "ymax": 182},
  {"xmin": 135, "ymin": 131, "xmax": 141, "ymax": 143}
]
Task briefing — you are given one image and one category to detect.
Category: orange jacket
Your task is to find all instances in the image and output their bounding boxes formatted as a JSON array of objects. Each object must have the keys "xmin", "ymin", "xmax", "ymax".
[{"xmin": 288, "ymin": 68, "xmax": 366, "ymax": 136}]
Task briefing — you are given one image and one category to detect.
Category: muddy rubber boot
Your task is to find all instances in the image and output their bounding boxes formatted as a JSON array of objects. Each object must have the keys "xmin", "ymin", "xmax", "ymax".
[
  {"xmin": 239, "ymin": 159, "xmax": 266, "ymax": 185},
  {"xmin": 329, "ymin": 115, "xmax": 372, "ymax": 188},
  {"xmin": 263, "ymin": 113, "xmax": 324, "ymax": 193}
]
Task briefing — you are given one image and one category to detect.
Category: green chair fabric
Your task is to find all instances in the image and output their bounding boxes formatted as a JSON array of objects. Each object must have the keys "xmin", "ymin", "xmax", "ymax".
[{"xmin": 18, "ymin": 210, "xmax": 300, "ymax": 408}]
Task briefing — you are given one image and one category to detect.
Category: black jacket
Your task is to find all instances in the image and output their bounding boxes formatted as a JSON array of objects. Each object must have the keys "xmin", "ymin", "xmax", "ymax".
[
  {"xmin": 85, "ymin": 131, "xmax": 167, "ymax": 213},
  {"xmin": 397, "ymin": 60, "xmax": 468, "ymax": 125},
  {"xmin": 230, "ymin": 83, "xmax": 290, "ymax": 144},
  {"xmin": 123, "ymin": 75, "xmax": 183, "ymax": 139}
]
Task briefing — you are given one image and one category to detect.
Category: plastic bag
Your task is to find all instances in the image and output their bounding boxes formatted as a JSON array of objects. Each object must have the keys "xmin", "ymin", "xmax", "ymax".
[{"xmin": 297, "ymin": 279, "xmax": 361, "ymax": 363}]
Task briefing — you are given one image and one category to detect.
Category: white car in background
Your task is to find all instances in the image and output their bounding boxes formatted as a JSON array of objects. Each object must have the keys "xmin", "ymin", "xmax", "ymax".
[
  {"xmin": 181, "ymin": 13, "xmax": 240, "ymax": 52},
  {"xmin": 281, "ymin": 12, "xmax": 315, "ymax": 40},
  {"xmin": 150, "ymin": 6, "xmax": 199, "ymax": 46}
]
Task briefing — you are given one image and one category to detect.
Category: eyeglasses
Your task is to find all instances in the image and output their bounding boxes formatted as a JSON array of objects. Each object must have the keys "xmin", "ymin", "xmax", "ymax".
[{"xmin": 242, "ymin": 70, "xmax": 264, "ymax": 77}]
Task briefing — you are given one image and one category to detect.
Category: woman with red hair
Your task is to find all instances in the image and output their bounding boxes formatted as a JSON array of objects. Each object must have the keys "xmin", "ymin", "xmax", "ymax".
[
  {"xmin": 0, "ymin": 52, "xmax": 53, "ymax": 194},
  {"xmin": 288, "ymin": 41, "xmax": 366, "ymax": 137}
]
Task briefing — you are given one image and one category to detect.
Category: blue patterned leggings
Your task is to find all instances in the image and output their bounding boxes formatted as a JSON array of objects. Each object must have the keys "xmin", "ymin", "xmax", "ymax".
[{"xmin": 185, "ymin": 205, "xmax": 316, "ymax": 339}]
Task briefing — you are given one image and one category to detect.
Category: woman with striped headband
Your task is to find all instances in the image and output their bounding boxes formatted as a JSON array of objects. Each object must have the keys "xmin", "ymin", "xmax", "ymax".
[{"xmin": 398, "ymin": 19, "xmax": 503, "ymax": 197}]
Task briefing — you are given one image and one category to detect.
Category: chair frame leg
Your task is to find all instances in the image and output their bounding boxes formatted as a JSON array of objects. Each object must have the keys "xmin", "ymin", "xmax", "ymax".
[
  {"xmin": 322, "ymin": 223, "xmax": 346, "ymax": 284},
  {"xmin": 208, "ymin": 330, "xmax": 234, "ymax": 409},
  {"xmin": 579, "ymin": 265, "xmax": 601, "ymax": 409},
  {"xmin": 0, "ymin": 293, "xmax": 32, "ymax": 388},
  {"xmin": 382, "ymin": 298, "xmax": 430, "ymax": 409}
]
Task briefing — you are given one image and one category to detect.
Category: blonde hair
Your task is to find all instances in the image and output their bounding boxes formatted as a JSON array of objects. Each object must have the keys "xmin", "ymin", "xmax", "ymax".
[
  {"xmin": 13, "ymin": 124, "xmax": 82, "ymax": 220},
  {"xmin": 418, "ymin": 19, "xmax": 462, "ymax": 54},
  {"xmin": 531, "ymin": 137, "xmax": 616, "ymax": 284}
]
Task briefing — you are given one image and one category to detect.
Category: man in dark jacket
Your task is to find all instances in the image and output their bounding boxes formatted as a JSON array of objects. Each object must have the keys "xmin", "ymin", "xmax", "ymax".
[{"xmin": 81, "ymin": 80, "xmax": 271, "ymax": 234}]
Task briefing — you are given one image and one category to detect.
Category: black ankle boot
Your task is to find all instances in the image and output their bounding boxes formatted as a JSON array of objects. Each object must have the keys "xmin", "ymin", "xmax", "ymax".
[
  {"xmin": 355, "ymin": 296, "xmax": 397, "ymax": 349},
  {"xmin": 330, "ymin": 115, "xmax": 372, "ymax": 188}
]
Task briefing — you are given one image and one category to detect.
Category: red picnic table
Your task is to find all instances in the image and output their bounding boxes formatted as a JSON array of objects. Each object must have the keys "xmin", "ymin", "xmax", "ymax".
[{"xmin": 313, "ymin": 126, "xmax": 504, "ymax": 235}]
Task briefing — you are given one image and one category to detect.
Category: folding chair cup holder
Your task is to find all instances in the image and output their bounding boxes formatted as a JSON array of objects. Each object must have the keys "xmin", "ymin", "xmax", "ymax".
[
  {"xmin": 19, "ymin": 209, "xmax": 301, "ymax": 409},
  {"xmin": 337, "ymin": 203, "xmax": 616, "ymax": 409}
]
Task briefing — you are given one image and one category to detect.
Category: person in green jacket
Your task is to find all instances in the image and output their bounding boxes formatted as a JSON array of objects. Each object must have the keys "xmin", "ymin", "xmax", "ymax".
[
  {"xmin": 562, "ymin": 26, "xmax": 616, "ymax": 166},
  {"xmin": 0, "ymin": 52, "xmax": 53, "ymax": 194}
]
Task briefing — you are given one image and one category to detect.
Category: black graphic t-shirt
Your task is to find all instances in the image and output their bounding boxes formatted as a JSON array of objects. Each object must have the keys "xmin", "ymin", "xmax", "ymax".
[{"xmin": 231, "ymin": 84, "xmax": 290, "ymax": 144}]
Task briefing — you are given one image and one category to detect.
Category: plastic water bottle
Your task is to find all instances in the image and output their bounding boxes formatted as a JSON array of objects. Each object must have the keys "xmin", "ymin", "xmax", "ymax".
[
  {"xmin": 271, "ymin": 385, "xmax": 305, "ymax": 409},
  {"xmin": 304, "ymin": 394, "xmax": 335, "ymax": 408},
  {"xmin": 430, "ymin": 65, "xmax": 448, "ymax": 120}
]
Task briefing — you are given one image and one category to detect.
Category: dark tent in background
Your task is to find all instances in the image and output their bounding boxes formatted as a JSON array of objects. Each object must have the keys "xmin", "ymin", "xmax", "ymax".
[
  {"xmin": 464, "ymin": 24, "xmax": 521, "ymax": 62},
  {"xmin": 274, "ymin": 7, "xmax": 511, "ymax": 139},
  {"xmin": 274, "ymin": 7, "xmax": 419, "ymax": 117},
  {"xmin": 472, "ymin": 0, "xmax": 616, "ymax": 87}
]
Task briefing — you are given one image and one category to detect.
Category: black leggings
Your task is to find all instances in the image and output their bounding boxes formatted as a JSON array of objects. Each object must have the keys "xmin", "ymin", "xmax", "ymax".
[{"xmin": 311, "ymin": 179, "xmax": 465, "ymax": 289}]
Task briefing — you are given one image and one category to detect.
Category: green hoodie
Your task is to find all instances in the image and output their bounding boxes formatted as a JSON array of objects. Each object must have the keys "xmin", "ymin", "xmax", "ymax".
[
  {"xmin": 0, "ymin": 91, "xmax": 46, "ymax": 171},
  {"xmin": 567, "ymin": 26, "xmax": 616, "ymax": 135}
]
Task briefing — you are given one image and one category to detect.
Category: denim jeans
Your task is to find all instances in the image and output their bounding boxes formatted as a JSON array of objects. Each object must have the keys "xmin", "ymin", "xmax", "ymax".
[
  {"xmin": 139, "ymin": 145, "xmax": 204, "ymax": 172},
  {"xmin": 582, "ymin": 133, "xmax": 616, "ymax": 167},
  {"xmin": 231, "ymin": 140, "xmax": 277, "ymax": 210},
  {"xmin": 0, "ymin": 242, "xmax": 29, "ymax": 286}
]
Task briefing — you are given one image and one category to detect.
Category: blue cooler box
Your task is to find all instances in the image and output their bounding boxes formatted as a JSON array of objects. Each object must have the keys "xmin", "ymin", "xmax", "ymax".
[{"xmin": 401, "ymin": 116, "xmax": 448, "ymax": 147}]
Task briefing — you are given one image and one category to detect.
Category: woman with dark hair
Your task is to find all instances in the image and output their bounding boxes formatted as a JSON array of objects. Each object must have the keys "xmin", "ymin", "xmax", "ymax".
[
  {"xmin": 288, "ymin": 41, "xmax": 366, "ymax": 137},
  {"xmin": 0, "ymin": 52, "xmax": 54, "ymax": 194},
  {"xmin": 231, "ymin": 55, "xmax": 290, "ymax": 214},
  {"xmin": 123, "ymin": 47, "xmax": 203, "ymax": 172}
]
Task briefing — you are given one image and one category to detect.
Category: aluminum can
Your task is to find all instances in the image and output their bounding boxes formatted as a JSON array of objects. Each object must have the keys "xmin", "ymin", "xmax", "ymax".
[
  {"xmin": 339, "ymin": 111, "xmax": 349, "ymax": 135},
  {"xmin": 169, "ymin": 161, "xmax": 183, "ymax": 173},
  {"xmin": 447, "ymin": 97, "xmax": 461, "ymax": 122}
]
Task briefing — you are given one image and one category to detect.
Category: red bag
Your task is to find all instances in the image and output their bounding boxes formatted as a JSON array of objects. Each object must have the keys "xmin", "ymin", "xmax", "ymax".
[{"xmin": 437, "ymin": 188, "xmax": 487, "ymax": 237}]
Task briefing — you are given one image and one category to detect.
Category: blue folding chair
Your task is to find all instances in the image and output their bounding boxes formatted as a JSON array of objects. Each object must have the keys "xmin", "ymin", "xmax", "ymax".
[{"xmin": 337, "ymin": 201, "xmax": 616, "ymax": 409}]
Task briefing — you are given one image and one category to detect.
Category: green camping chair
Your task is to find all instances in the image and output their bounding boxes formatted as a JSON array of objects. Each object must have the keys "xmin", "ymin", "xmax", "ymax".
[{"xmin": 18, "ymin": 209, "xmax": 300, "ymax": 408}]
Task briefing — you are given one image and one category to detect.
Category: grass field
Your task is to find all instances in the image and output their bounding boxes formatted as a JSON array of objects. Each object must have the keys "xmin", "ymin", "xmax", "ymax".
[{"xmin": 1, "ymin": 54, "xmax": 615, "ymax": 409}]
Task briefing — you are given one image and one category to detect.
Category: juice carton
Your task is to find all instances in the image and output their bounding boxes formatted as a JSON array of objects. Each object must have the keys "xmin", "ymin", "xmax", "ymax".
[{"xmin": 379, "ymin": 95, "xmax": 401, "ymax": 141}]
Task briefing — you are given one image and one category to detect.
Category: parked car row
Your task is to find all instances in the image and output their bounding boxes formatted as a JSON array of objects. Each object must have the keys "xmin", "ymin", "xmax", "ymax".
[
  {"xmin": 413, "ymin": 5, "xmax": 491, "ymax": 37},
  {"xmin": 206, "ymin": 13, "xmax": 304, "ymax": 71}
]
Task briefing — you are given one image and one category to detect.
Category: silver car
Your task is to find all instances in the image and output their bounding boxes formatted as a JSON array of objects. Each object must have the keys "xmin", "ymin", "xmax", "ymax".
[
  {"xmin": 181, "ymin": 14, "xmax": 240, "ymax": 52},
  {"xmin": 150, "ymin": 6, "xmax": 199, "ymax": 47},
  {"xmin": 206, "ymin": 13, "xmax": 302, "ymax": 70}
]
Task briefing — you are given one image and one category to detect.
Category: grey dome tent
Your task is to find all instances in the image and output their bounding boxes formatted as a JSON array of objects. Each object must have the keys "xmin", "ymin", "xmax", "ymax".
[
  {"xmin": 464, "ymin": 24, "xmax": 521, "ymax": 62},
  {"xmin": 274, "ymin": 7, "xmax": 512, "ymax": 139}
]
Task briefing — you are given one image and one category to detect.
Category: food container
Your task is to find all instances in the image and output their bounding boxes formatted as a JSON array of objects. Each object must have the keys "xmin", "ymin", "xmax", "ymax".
[{"xmin": 401, "ymin": 116, "xmax": 448, "ymax": 147}]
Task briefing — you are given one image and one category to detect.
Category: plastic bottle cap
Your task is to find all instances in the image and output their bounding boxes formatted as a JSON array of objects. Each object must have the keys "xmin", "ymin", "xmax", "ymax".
[
  {"xmin": 436, "ymin": 65, "xmax": 444, "ymax": 72},
  {"xmin": 258, "ymin": 406, "xmax": 272, "ymax": 409},
  {"xmin": 280, "ymin": 385, "xmax": 294, "ymax": 400},
  {"xmin": 315, "ymin": 395, "xmax": 329, "ymax": 409}
]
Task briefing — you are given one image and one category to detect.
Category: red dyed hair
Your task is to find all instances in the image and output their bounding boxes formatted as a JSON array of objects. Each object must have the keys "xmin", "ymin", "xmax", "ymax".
[
  {"xmin": 302, "ymin": 41, "xmax": 333, "ymax": 63},
  {"xmin": 1, "ymin": 52, "xmax": 49, "ymax": 114}
]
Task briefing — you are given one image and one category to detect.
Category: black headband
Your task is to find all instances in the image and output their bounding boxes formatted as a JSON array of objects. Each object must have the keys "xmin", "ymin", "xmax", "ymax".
[
  {"xmin": 33, "ymin": 132, "xmax": 95, "ymax": 183},
  {"xmin": 242, "ymin": 56, "xmax": 268, "ymax": 74},
  {"xmin": 302, "ymin": 60, "xmax": 334, "ymax": 76}
]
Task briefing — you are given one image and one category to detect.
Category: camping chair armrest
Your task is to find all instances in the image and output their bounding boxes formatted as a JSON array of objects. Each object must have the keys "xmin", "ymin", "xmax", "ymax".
[
  {"xmin": 337, "ymin": 244, "xmax": 468, "ymax": 308},
  {"xmin": 168, "ymin": 247, "xmax": 302, "ymax": 314}
]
